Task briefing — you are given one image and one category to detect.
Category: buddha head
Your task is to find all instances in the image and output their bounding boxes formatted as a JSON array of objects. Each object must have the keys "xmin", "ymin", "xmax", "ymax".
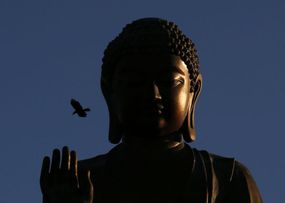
[{"xmin": 101, "ymin": 18, "xmax": 202, "ymax": 144}]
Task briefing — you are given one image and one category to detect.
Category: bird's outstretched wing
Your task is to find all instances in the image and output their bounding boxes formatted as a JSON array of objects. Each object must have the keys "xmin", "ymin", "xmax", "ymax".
[
  {"xmin": 70, "ymin": 99, "xmax": 83, "ymax": 111},
  {"xmin": 70, "ymin": 98, "xmax": 91, "ymax": 117}
]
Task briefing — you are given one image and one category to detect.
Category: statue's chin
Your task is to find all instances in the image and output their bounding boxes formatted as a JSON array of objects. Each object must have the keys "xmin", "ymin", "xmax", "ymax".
[{"xmin": 124, "ymin": 126, "xmax": 163, "ymax": 138}]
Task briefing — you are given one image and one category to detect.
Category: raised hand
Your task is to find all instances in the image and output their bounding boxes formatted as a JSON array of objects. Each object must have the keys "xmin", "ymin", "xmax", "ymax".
[{"xmin": 40, "ymin": 146, "xmax": 93, "ymax": 203}]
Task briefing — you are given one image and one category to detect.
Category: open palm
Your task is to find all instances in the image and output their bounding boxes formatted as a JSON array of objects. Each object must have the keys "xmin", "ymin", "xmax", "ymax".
[{"xmin": 40, "ymin": 146, "xmax": 93, "ymax": 203}]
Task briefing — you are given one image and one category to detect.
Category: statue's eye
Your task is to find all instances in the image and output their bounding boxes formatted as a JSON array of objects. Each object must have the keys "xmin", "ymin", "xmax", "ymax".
[{"xmin": 158, "ymin": 79, "xmax": 184, "ymax": 88}]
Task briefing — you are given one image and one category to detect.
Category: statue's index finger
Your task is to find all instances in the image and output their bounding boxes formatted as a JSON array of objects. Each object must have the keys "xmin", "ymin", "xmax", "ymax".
[{"xmin": 40, "ymin": 156, "xmax": 50, "ymax": 192}]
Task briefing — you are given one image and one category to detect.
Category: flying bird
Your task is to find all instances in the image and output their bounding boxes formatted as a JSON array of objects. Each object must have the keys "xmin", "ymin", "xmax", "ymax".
[{"xmin": 70, "ymin": 98, "xmax": 91, "ymax": 117}]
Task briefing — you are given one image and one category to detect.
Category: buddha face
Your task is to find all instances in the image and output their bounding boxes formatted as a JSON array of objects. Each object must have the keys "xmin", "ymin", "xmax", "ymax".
[{"xmin": 111, "ymin": 54, "xmax": 194, "ymax": 137}]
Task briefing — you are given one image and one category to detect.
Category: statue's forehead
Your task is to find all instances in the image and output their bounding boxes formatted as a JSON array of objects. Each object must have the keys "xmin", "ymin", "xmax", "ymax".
[{"xmin": 115, "ymin": 54, "xmax": 188, "ymax": 75}]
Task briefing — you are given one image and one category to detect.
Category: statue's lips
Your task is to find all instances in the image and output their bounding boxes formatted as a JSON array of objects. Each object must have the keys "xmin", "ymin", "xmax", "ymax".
[
  {"xmin": 143, "ymin": 110, "xmax": 163, "ymax": 116},
  {"xmin": 140, "ymin": 106, "xmax": 164, "ymax": 117}
]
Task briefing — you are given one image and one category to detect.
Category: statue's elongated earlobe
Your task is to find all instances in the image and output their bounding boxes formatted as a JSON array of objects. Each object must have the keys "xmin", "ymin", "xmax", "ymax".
[
  {"xmin": 181, "ymin": 74, "xmax": 202, "ymax": 142},
  {"xmin": 181, "ymin": 110, "xmax": 196, "ymax": 142},
  {"xmin": 108, "ymin": 111, "xmax": 123, "ymax": 144},
  {"xmin": 101, "ymin": 79, "xmax": 123, "ymax": 144}
]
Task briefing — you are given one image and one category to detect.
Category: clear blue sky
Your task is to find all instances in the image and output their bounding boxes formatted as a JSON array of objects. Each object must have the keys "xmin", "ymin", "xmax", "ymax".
[{"xmin": 0, "ymin": 0, "xmax": 284, "ymax": 202}]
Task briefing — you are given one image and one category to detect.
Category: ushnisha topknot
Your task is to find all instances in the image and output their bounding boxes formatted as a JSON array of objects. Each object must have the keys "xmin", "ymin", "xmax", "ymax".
[{"xmin": 101, "ymin": 17, "xmax": 200, "ymax": 92}]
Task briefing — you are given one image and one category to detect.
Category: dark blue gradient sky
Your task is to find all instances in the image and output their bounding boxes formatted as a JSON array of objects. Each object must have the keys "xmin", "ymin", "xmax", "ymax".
[{"xmin": 0, "ymin": 0, "xmax": 284, "ymax": 202}]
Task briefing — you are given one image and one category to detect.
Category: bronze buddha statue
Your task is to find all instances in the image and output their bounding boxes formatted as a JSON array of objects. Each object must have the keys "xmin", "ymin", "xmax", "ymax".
[{"xmin": 40, "ymin": 18, "xmax": 263, "ymax": 203}]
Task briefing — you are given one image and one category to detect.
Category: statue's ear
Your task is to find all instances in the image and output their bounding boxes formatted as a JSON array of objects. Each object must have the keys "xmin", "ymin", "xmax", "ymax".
[
  {"xmin": 182, "ymin": 74, "xmax": 203, "ymax": 142},
  {"xmin": 101, "ymin": 79, "xmax": 123, "ymax": 144}
]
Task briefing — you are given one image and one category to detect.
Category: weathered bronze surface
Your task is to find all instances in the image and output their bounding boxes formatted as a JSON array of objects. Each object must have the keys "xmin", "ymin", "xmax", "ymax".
[{"xmin": 40, "ymin": 18, "xmax": 263, "ymax": 203}]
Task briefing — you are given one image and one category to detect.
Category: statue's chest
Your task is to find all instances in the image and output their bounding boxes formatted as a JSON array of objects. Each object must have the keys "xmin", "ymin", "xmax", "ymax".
[{"xmin": 95, "ymin": 151, "xmax": 196, "ymax": 203}]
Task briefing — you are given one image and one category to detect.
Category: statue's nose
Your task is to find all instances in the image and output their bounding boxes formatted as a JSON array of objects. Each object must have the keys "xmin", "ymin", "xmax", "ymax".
[{"xmin": 153, "ymin": 82, "xmax": 162, "ymax": 100}]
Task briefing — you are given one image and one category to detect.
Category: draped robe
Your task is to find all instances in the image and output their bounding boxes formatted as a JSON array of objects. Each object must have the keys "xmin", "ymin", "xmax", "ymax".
[{"xmin": 79, "ymin": 143, "xmax": 263, "ymax": 203}]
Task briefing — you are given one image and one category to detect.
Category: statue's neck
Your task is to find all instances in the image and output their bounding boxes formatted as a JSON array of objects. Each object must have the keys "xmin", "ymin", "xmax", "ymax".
[{"xmin": 121, "ymin": 131, "xmax": 184, "ymax": 153}]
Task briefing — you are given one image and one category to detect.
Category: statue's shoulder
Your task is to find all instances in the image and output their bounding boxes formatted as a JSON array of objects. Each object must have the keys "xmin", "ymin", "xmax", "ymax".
[
  {"xmin": 190, "ymin": 148, "xmax": 236, "ymax": 182},
  {"xmin": 208, "ymin": 152, "xmax": 258, "ymax": 186},
  {"xmin": 203, "ymin": 151, "xmax": 263, "ymax": 202},
  {"xmin": 206, "ymin": 151, "xmax": 257, "ymax": 185},
  {"xmin": 226, "ymin": 160, "xmax": 263, "ymax": 202}
]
